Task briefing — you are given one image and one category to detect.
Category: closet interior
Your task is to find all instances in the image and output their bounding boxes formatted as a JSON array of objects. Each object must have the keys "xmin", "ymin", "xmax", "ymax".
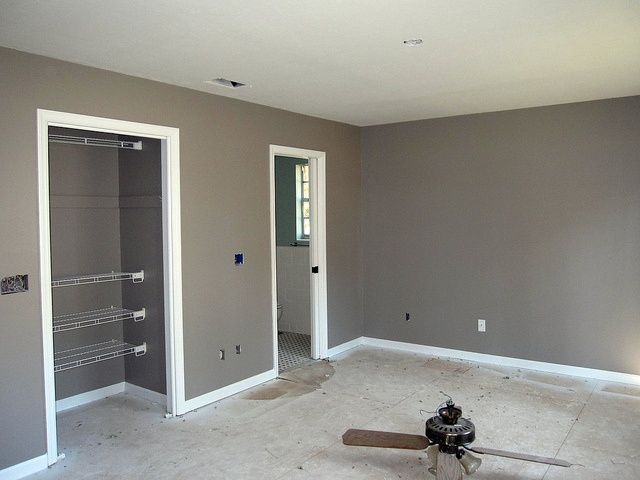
[{"xmin": 48, "ymin": 126, "xmax": 167, "ymax": 418}]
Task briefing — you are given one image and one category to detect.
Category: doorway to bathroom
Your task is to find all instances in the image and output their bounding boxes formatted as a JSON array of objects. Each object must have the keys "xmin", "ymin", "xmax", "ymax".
[{"xmin": 269, "ymin": 145, "xmax": 328, "ymax": 373}]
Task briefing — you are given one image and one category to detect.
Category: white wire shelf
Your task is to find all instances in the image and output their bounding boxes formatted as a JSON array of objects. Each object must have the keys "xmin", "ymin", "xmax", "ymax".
[
  {"xmin": 54, "ymin": 340, "xmax": 146, "ymax": 372},
  {"xmin": 49, "ymin": 134, "xmax": 142, "ymax": 150},
  {"xmin": 52, "ymin": 270, "xmax": 144, "ymax": 288},
  {"xmin": 53, "ymin": 307, "xmax": 145, "ymax": 333}
]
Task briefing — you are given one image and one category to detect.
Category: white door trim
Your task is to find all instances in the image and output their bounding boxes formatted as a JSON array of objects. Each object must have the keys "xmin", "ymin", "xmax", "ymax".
[
  {"xmin": 37, "ymin": 109, "xmax": 186, "ymax": 467},
  {"xmin": 269, "ymin": 145, "xmax": 328, "ymax": 369},
  {"xmin": 308, "ymin": 155, "xmax": 328, "ymax": 358}
]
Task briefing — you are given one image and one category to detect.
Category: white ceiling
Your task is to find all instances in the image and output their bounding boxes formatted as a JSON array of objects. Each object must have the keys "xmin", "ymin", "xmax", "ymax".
[{"xmin": 1, "ymin": 0, "xmax": 639, "ymax": 126}]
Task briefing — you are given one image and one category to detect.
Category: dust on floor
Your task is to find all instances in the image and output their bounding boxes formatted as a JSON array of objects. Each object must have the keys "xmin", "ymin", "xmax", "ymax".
[{"xmin": 26, "ymin": 346, "xmax": 640, "ymax": 480}]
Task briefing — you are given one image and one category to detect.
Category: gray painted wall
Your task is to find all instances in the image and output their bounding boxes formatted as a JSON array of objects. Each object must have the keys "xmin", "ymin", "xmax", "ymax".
[
  {"xmin": 0, "ymin": 47, "xmax": 362, "ymax": 469},
  {"xmin": 362, "ymin": 96, "xmax": 640, "ymax": 376},
  {"xmin": 49, "ymin": 127, "xmax": 125, "ymax": 400},
  {"xmin": 120, "ymin": 137, "xmax": 167, "ymax": 394},
  {"xmin": 275, "ymin": 156, "xmax": 308, "ymax": 246}
]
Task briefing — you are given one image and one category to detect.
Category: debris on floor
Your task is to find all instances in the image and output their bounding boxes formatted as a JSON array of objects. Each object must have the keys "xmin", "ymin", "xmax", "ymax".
[
  {"xmin": 32, "ymin": 347, "xmax": 640, "ymax": 480},
  {"xmin": 242, "ymin": 360, "xmax": 334, "ymax": 400}
]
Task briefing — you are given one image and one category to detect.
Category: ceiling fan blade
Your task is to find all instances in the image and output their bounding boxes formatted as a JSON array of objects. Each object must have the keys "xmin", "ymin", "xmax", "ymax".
[
  {"xmin": 342, "ymin": 429, "xmax": 430, "ymax": 450},
  {"xmin": 470, "ymin": 447, "xmax": 571, "ymax": 467}
]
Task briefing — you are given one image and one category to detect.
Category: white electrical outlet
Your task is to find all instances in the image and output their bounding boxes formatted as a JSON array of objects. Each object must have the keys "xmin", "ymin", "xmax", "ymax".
[{"xmin": 478, "ymin": 319, "xmax": 486, "ymax": 332}]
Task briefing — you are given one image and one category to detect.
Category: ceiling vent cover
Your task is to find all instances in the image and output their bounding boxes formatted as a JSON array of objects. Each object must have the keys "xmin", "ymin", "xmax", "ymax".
[{"xmin": 206, "ymin": 78, "xmax": 247, "ymax": 89}]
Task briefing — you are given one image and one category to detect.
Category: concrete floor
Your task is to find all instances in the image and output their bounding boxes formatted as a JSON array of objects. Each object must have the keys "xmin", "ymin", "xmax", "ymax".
[{"xmin": 29, "ymin": 346, "xmax": 640, "ymax": 480}]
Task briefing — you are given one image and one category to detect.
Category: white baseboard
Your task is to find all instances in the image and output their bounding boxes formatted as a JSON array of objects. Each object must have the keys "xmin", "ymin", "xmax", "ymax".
[
  {"xmin": 125, "ymin": 382, "xmax": 166, "ymax": 405},
  {"xmin": 183, "ymin": 368, "xmax": 277, "ymax": 412},
  {"xmin": 363, "ymin": 337, "xmax": 640, "ymax": 386},
  {"xmin": 0, "ymin": 454, "xmax": 48, "ymax": 480},
  {"xmin": 326, "ymin": 336, "xmax": 364, "ymax": 358},
  {"xmin": 56, "ymin": 382, "xmax": 125, "ymax": 412},
  {"xmin": 55, "ymin": 382, "xmax": 167, "ymax": 413}
]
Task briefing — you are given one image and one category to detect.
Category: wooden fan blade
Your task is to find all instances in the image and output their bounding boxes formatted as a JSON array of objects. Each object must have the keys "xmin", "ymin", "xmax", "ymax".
[
  {"xmin": 342, "ymin": 429, "xmax": 430, "ymax": 450},
  {"xmin": 471, "ymin": 447, "xmax": 572, "ymax": 467}
]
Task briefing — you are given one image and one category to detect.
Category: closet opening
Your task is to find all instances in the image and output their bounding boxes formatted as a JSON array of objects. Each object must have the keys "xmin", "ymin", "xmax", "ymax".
[{"xmin": 38, "ymin": 110, "xmax": 185, "ymax": 466}]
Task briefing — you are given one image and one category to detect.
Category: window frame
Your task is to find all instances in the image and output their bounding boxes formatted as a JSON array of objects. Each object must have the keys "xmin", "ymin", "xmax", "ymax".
[{"xmin": 295, "ymin": 163, "xmax": 310, "ymax": 241}]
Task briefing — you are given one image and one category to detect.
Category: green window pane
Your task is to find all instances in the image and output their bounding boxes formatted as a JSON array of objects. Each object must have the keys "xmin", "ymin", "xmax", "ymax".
[
  {"xmin": 303, "ymin": 182, "xmax": 309, "ymax": 198},
  {"xmin": 303, "ymin": 201, "xmax": 310, "ymax": 218},
  {"xmin": 303, "ymin": 218, "xmax": 310, "ymax": 236},
  {"xmin": 302, "ymin": 165, "xmax": 309, "ymax": 181}
]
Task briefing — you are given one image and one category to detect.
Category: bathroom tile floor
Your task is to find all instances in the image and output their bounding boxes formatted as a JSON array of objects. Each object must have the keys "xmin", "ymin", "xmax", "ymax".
[
  {"xmin": 27, "ymin": 346, "xmax": 640, "ymax": 480},
  {"xmin": 278, "ymin": 331, "xmax": 312, "ymax": 372}
]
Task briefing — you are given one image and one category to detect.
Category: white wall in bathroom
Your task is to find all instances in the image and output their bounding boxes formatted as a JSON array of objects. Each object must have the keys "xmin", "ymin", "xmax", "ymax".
[{"xmin": 276, "ymin": 246, "xmax": 310, "ymax": 335}]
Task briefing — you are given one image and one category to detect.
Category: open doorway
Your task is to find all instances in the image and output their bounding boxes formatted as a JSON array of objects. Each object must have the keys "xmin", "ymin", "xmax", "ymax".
[
  {"xmin": 269, "ymin": 145, "xmax": 327, "ymax": 373},
  {"xmin": 37, "ymin": 110, "xmax": 185, "ymax": 466}
]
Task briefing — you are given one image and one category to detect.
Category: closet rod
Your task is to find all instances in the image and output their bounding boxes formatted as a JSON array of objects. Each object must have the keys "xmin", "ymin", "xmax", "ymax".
[{"xmin": 49, "ymin": 134, "xmax": 142, "ymax": 150}]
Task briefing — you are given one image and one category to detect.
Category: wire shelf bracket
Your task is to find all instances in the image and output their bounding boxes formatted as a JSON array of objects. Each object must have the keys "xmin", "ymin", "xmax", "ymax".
[
  {"xmin": 54, "ymin": 340, "xmax": 147, "ymax": 372},
  {"xmin": 53, "ymin": 307, "xmax": 146, "ymax": 333},
  {"xmin": 52, "ymin": 270, "xmax": 144, "ymax": 288}
]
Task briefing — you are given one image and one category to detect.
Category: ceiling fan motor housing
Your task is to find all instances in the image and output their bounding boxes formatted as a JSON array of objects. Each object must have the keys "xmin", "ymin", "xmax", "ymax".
[{"xmin": 425, "ymin": 401, "xmax": 476, "ymax": 454}]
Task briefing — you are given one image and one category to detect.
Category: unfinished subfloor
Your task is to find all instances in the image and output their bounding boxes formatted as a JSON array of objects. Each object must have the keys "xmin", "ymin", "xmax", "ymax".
[{"xmin": 29, "ymin": 346, "xmax": 640, "ymax": 480}]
